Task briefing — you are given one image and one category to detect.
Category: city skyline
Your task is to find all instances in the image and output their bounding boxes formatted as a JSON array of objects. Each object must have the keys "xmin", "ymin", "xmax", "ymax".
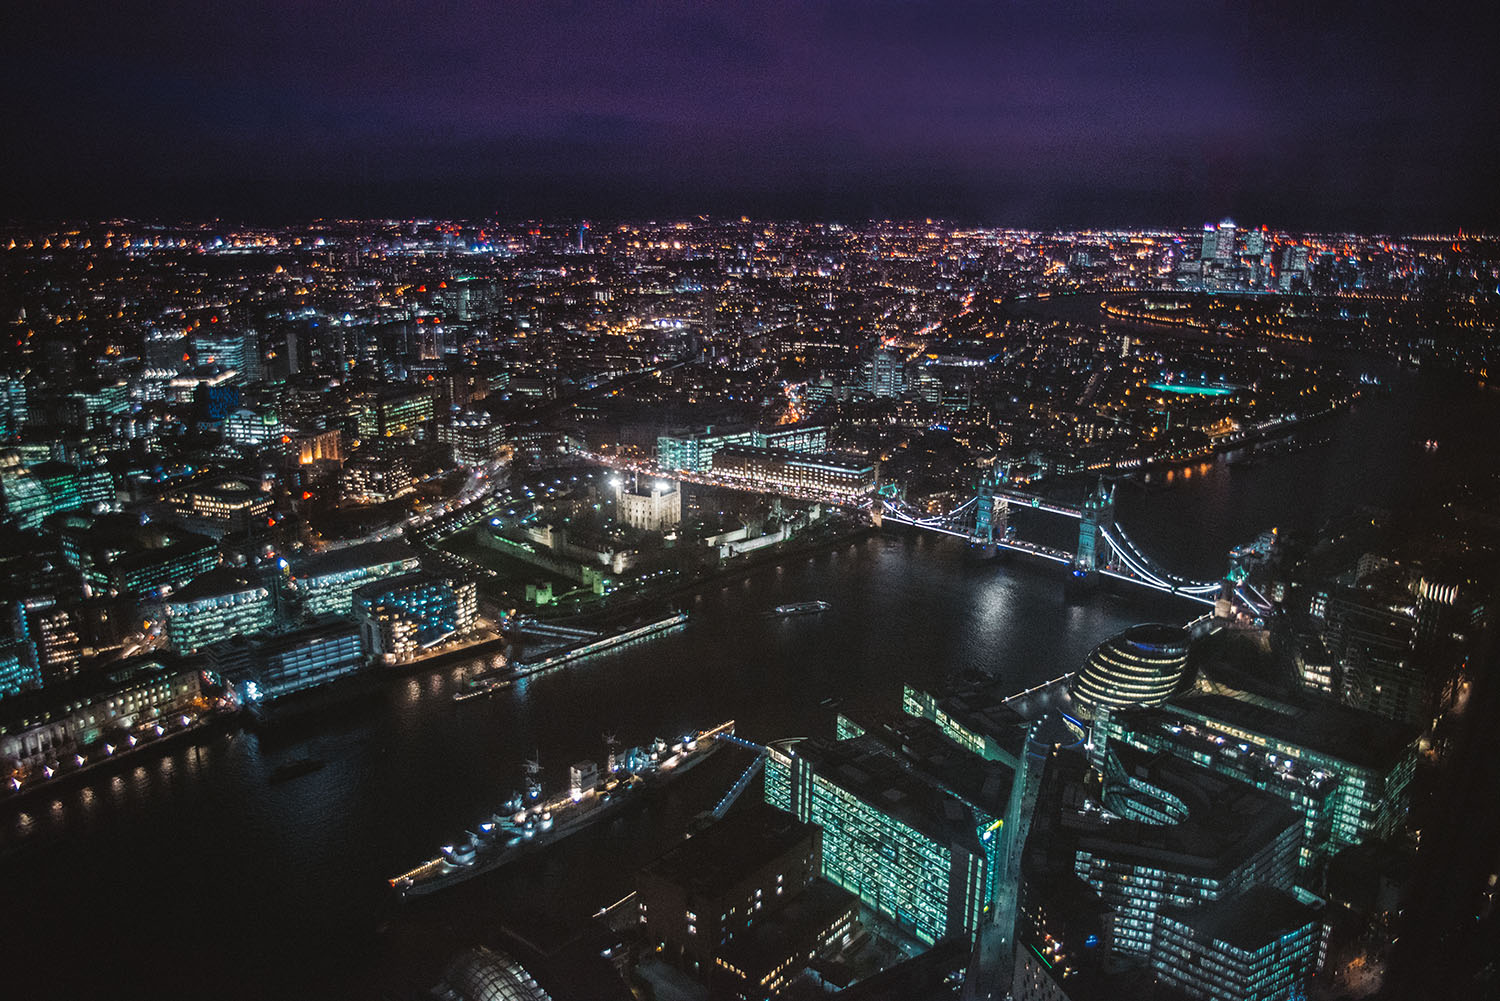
[{"xmin": 3, "ymin": 5, "xmax": 1498, "ymax": 1000}]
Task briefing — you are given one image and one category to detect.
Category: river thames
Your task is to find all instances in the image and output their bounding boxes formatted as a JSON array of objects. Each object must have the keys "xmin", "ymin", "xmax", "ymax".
[{"xmin": 1, "ymin": 375, "xmax": 1493, "ymax": 999}]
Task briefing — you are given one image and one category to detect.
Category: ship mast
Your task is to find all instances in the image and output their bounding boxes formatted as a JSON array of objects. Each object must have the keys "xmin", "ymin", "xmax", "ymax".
[{"xmin": 524, "ymin": 753, "xmax": 542, "ymax": 801}]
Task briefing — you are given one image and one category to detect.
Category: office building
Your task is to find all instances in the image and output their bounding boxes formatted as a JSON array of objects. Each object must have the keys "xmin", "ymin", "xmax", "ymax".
[
  {"xmin": 223, "ymin": 407, "xmax": 281, "ymax": 446},
  {"xmin": 1070, "ymin": 624, "xmax": 1190, "ymax": 720},
  {"xmin": 657, "ymin": 424, "xmax": 829, "ymax": 473},
  {"xmin": 0, "ymin": 453, "xmax": 114, "ymax": 529},
  {"xmin": 354, "ymin": 571, "xmax": 477, "ymax": 662},
  {"xmin": 1074, "ymin": 745, "xmax": 1302, "ymax": 958},
  {"xmin": 636, "ymin": 804, "xmax": 823, "ymax": 980},
  {"xmin": 1166, "ymin": 690, "xmax": 1419, "ymax": 856},
  {"xmin": 436, "ymin": 409, "xmax": 507, "ymax": 466},
  {"xmin": 341, "ymin": 452, "xmax": 415, "ymax": 503},
  {"xmin": 355, "ymin": 387, "xmax": 434, "ymax": 440},
  {"xmin": 286, "ymin": 540, "xmax": 422, "ymax": 618},
  {"xmin": 163, "ymin": 568, "xmax": 275, "ymax": 655},
  {"xmin": 55, "ymin": 512, "xmax": 221, "ymax": 597},
  {"xmin": 191, "ymin": 326, "xmax": 261, "ymax": 382},
  {"xmin": 865, "ymin": 349, "xmax": 907, "ymax": 398},
  {"xmin": 159, "ymin": 477, "xmax": 273, "ymax": 538},
  {"xmin": 0, "ymin": 638, "xmax": 40, "ymax": 698},
  {"xmin": 1153, "ymin": 886, "xmax": 1326, "ymax": 1001},
  {"xmin": 715, "ymin": 880, "xmax": 862, "ymax": 1000},
  {"xmin": 1212, "ymin": 219, "xmax": 1236, "ymax": 261},
  {"xmin": 765, "ymin": 733, "xmax": 999, "ymax": 945},
  {"xmin": 237, "ymin": 617, "xmax": 366, "ymax": 702},
  {"xmin": 0, "ymin": 658, "xmax": 203, "ymax": 774},
  {"xmin": 712, "ymin": 445, "xmax": 876, "ymax": 500}
]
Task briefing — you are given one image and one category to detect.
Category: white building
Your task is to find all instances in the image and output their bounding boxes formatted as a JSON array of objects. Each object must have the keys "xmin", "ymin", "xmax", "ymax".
[{"xmin": 614, "ymin": 478, "xmax": 680, "ymax": 533}]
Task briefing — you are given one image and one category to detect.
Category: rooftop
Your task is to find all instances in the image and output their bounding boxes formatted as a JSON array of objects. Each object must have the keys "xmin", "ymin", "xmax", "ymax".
[
  {"xmin": 1170, "ymin": 689, "xmax": 1419, "ymax": 771},
  {"xmin": 292, "ymin": 540, "xmax": 420, "ymax": 579},
  {"xmin": 1075, "ymin": 744, "xmax": 1302, "ymax": 878},
  {"xmin": 167, "ymin": 567, "xmax": 268, "ymax": 605},
  {"xmin": 641, "ymin": 802, "xmax": 819, "ymax": 901},
  {"xmin": 1159, "ymin": 884, "xmax": 1320, "ymax": 952},
  {"xmin": 716, "ymin": 878, "xmax": 859, "ymax": 984},
  {"xmin": 790, "ymin": 735, "xmax": 993, "ymax": 853}
]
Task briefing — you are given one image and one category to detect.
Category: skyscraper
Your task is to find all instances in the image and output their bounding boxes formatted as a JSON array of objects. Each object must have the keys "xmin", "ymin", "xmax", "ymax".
[
  {"xmin": 1215, "ymin": 218, "xmax": 1237, "ymax": 260},
  {"xmin": 865, "ymin": 349, "xmax": 907, "ymax": 398}
]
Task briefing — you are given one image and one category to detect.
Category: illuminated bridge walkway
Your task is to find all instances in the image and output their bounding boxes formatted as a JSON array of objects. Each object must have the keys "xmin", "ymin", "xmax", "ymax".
[{"xmin": 873, "ymin": 479, "xmax": 1230, "ymax": 609}]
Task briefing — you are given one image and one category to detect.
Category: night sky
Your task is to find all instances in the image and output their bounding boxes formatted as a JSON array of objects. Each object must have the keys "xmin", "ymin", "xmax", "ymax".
[{"xmin": 4, "ymin": 1, "xmax": 1497, "ymax": 230}]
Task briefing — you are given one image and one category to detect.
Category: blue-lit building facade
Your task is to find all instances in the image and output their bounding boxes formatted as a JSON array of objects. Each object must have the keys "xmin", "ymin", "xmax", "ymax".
[
  {"xmin": 164, "ymin": 569, "xmax": 275, "ymax": 655},
  {"xmin": 353, "ymin": 572, "xmax": 477, "ymax": 662},
  {"xmin": 0, "ymin": 639, "xmax": 40, "ymax": 698},
  {"xmin": 1077, "ymin": 745, "xmax": 1302, "ymax": 958},
  {"xmin": 1114, "ymin": 692, "xmax": 1422, "ymax": 868},
  {"xmin": 657, "ymin": 424, "xmax": 828, "ymax": 473},
  {"xmin": 219, "ymin": 617, "xmax": 366, "ymax": 704},
  {"xmin": 765, "ymin": 733, "xmax": 999, "ymax": 946},
  {"xmin": 1153, "ymin": 886, "xmax": 1327, "ymax": 1001},
  {"xmin": 286, "ymin": 540, "xmax": 422, "ymax": 618}
]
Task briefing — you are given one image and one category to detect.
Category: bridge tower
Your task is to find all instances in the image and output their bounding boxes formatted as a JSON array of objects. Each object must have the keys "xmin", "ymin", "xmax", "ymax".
[
  {"xmin": 973, "ymin": 464, "xmax": 1010, "ymax": 547},
  {"xmin": 1075, "ymin": 478, "xmax": 1115, "ymax": 572}
]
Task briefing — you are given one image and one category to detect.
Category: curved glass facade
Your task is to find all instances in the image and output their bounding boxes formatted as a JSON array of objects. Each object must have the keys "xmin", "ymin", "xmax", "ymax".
[{"xmin": 1071, "ymin": 623, "xmax": 1190, "ymax": 720}]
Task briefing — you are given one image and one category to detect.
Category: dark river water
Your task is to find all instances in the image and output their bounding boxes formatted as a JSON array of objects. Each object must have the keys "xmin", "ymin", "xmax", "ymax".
[{"xmin": 1, "ymin": 375, "xmax": 1494, "ymax": 1000}]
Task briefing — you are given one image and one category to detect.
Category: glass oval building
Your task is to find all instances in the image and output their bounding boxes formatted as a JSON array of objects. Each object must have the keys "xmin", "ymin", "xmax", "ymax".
[{"xmin": 1071, "ymin": 623, "xmax": 1191, "ymax": 719}]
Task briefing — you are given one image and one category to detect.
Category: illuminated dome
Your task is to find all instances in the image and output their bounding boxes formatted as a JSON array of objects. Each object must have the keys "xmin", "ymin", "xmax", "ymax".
[
  {"xmin": 440, "ymin": 946, "xmax": 553, "ymax": 1001},
  {"xmin": 1071, "ymin": 623, "xmax": 1191, "ymax": 720}
]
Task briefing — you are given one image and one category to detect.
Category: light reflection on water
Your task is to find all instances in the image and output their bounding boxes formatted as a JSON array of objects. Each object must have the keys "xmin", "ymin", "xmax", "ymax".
[{"xmin": 7, "ymin": 381, "xmax": 1494, "ymax": 999}]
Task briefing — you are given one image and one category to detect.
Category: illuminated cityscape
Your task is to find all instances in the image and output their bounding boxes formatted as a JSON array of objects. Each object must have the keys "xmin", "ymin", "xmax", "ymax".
[{"xmin": 3, "ymin": 3, "xmax": 1500, "ymax": 1001}]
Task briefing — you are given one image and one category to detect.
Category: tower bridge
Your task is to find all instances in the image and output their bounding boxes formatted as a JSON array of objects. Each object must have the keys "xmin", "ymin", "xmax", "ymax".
[{"xmin": 877, "ymin": 469, "xmax": 1228, "ymax": 608}]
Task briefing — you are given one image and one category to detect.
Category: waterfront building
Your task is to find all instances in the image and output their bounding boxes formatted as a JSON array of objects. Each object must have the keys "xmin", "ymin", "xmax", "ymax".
[
  {"xmin": 237, "ymin": 617, "xmax": 366, "ymax": 702},
  {"xmin": 711, "ymin": 445, "xmax": 876, "ymax": 500},
  {"xmin": 285, "ymin": 540, "xmax": 421, "ymax": 618},
  {"xmin": 613, "ymin": 476, "xmax": 681, "ymax": 532},
  {"xmin": 0, "ymin": 657, "xmax": 204, "ymax": 775},
  {"xmin": 765, "ymin": 733, "xmax": 998, "ymax": 946},
  {"xmin": 1070, "ymin": 624, "xmax": 1190, "ymax": 720},
  {"xmin": 901, "ymin": 680, "xmax": 1031, "ymax": 766},
  {"xmin": 163, "ymin": 568, "xmax": 275, "ymax": 655},
  {"xmin": 353, "ymin": 571, "xmax": 477, "ymax": 662},
  {"xmin": 636, "ymin": 804, "xmax": 824, "ymax": 981},
  {"xmin": 159, "ymin": 477, "xmax": 273, "ymax": 538}
]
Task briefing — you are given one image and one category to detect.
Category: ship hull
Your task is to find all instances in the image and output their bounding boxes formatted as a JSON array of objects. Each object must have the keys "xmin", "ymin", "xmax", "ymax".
[{"xmin": 393, "ymin": 721, "xmax": 731, "ymax": 898}]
